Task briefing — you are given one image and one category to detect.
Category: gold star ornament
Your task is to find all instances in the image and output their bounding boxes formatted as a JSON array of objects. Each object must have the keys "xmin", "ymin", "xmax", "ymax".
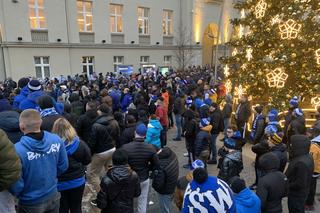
[
  {"xmin": 266, "ymin": 68, "xmax": 289, "ymax": 88},
  {"xmin": 279, "ymin": 19, "xmax": 302, "ymax": 40}
]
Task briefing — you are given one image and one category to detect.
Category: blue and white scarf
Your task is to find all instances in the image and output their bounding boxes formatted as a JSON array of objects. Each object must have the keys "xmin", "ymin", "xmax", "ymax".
[{"xmin": 40, "ymin": 107, "xmax": 59, "ymax": 118}]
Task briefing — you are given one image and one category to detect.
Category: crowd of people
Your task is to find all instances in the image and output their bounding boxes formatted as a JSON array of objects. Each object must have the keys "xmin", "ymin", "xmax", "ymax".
[{"xmin": 0, "ymin": 67, "xmax": 319, "ymax": 213}]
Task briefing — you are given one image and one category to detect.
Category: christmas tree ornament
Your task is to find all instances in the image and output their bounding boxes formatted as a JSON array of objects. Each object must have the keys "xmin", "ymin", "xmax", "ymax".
[
  {"xmin": 279, "ymin": 19, "xmax": 302, "ymax": 40},
  {"xmin": 271, "ymin": 15, "xmax": 281, "ymax": 25},
  {"xmin": 241, "ymin": 9, "xmax": 246, "ymax": 19},
  {"xmin": 246, "ymin": 47, "xmax": 253, "ymax": 61},
  {"xmin": 315, "ymin": 49, "xmax": 320, "ymax": 65},
  {"xmin": 241, "ymin": 63, "xmax": 247, "ymax": 70},
  {"xmin": 311, "ymin": 96, "xmax": 320, "ymax": 109},
  {"xmin": 255, "ymin": 0, "xmax": 268, "ymax": 19},
  {"xmin": 225, "ymin": 79, "xmax": 232, "ymax": 93},
  {"xmin": 234, "ymin": 85, "xmax": 247, "ymax": 99},
  {"xmin": 266, "ymin": 68, "xmax": 289, "ymax": 88},
  {"xmin": 239, "ymin": 24, "xmax": 244, "ymax": 38},
  {"xmin": 232, "ymin": 48, "xmax": 238, "ymax": 56}
]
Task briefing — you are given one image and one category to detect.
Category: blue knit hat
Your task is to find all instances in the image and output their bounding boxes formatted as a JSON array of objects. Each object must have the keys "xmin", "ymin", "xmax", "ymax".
[
  {"xmin": 200, "ymin": 118, "xmax": 210, "ymax": 128},
  {"xmin": 268, "ymin": 109, "xmax": 279, "ymax": 122},
  {"xmin": 191, "ymin": 160, "xmax": 205, "ymax": 170},
  {"xmin": 136, "ymin": 123, "xmax": 147, "ymax": 137},
  {"xmin": 289, "ymin": 96, "xmax": 299, "ymax": 108}
]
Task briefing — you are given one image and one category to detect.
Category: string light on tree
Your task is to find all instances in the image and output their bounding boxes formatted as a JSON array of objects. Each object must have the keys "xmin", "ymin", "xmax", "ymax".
[
  {"xmin": 232, "ymin": 48, "xmax": 238, "ymax": 56},
  {"xmin": 255, "ymin": 0, "xmax": 268, "ymax": 19},
  {"xmin": 225, "ymin": 79, "xmax": 232, "ymax": 93},
  {"xmin": 311, "ymin": 96, "xmax": 320, "ymax": 109},
  {"xmin": 224, "ymin": 64, "xmax": 230, "ymax": 77},
  {"xmin": 315, "ymin": 49, "xmax": 320, "ymax": 65},
  {"xmin": 241, "ymin": 63, "xmax": 247, "ymax": 70},
  {"xmin": 246, "ymin": 47, "xmax": 253, "ymax": 61},
  {"xmin": 241, "ymin": 9, "xmax": 246, "ymax": 19},
  {"xmin": 279, "ymin": 19, "xmax": 302, "ymax": 40},
  {"xmin": 266, "ymin": 68, "xmax": 289, "ymax": 88}
]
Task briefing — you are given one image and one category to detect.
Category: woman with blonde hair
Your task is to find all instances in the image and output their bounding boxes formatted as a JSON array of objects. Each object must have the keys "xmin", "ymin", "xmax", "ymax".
[{"xmin": 52, "ymin": 118, "xmax": 91, "ymax": 213}]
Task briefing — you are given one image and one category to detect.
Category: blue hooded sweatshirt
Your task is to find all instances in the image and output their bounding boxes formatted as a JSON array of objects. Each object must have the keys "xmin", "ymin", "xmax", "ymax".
[
  {"xmin": 183, "ymin": 176, "xmax": 235, "ymax": 213},
  {"xmin": 233, "ymin": 188, "xmax": 261, "ymax": 213},
  {"xmin": 109, "ymin": 89, "xmax": 121, "ymax": 111},
  {"xmin": 145, "ymin": 119, "xmax": 163, "ymax": 148},
  {"xmin": 121, "ymin": 93, "xmax": 133, "ymax": 112},
  {"xmin": 10, "ymin": 131, "xmax": 68, "ymax": 205},
  {"xmin": 13, "ymin": 86, "xmax": 29, "ymax": 109}
]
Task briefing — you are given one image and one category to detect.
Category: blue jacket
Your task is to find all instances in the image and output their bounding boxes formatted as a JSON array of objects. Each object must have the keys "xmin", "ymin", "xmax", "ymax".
[
  {"xmin": 183, "ymin": 176, "xmax": 235, "ymax": 213},
  {"xmin": 121, "ymin": 93, "xmax": 133, "ymax": 112},
  {"xmin": 233, "ymin": 188, "xmax": 261, "ymax": 213},
  {"xmin": 19, "ymin": 90, "xmax": 64, "ymax": 114},
  {"xmin": 13, "ymin": 86, "xmax": 29, "ymax": 109},
  {"xmin": 0, "ymin": 110, "xmax": 23, "ymax": 143},
  {"xmin": 109, "ymin": 89, "xmax": 121, "ymax": 111},
  {"xmin": 145, "ymin": 119, "xmax": 163, "ymax": 148},
  {"xmin": 0, "ymin": 98, "xmax": 12, "ymax": 112},
  {"xmin": 10, "ymin": 131, "xmax": 68, "ymax": 205}
]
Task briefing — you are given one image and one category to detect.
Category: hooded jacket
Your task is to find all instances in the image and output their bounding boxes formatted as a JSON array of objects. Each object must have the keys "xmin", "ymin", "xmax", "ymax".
[
  {"xmin": 13, "ymin": 86, "xmax": 29, "ymax": 109},
  {"xmin": 287, "ymin": 116, "xmax": 306, "ymax": 144},
  {"xmin": 0, "ymin": 98, "xmax": 12, "ymax": 112},
  {"xmin": 0, "ymin": 129, "xmax": 21, "ymax": 191},
  {"xmin": 183, "ymin": 110, "xmax": 198, "ymax": 149},
  {"xmin": 218, "ymin": 150, "xmax": 243, "ymax": 183},
  {"xmin": 145, "ymin": 119, "xmax": 163, "ymax": 148},
  {"xmin": 88, "ymin": 114, "xmax": 120, "ymax": 154},
  {"xmin": 97, "ymin": 166, "xmax": 141, "ymax": 213},
  {"xmin": 270, "ymin": 144, "xmax": 288, "ymax": 173},
  {"xmin": 10, "ymin": 131, "xmax": 68, "ymax": 205},
  {"xmin": 257, "ymin": 152, "xmax": 287, "ymax": 213},
  {"xmin": 194, "ymin": 125, "xmax": 212, "ymax": 156},
  {"xmin": 0, "ymin": 111, "xmax": 23, "ymax": 143},
  {"xmin": 310, "ymin": 137, "xmax": 320, "ymax": 174},
  {"xmin": 75, "ymin": 109, "xmax": 99, "ymax": 143},
  {"xmin": 152, "ymin": 147, "xmax": 179, "ymax": 195},
  {"xmin": 233, "ymin": 188, "xmax": 261, "ymax": 213},
  {"xmin": 118, "ymin": 123, "xmax": 137, "ymax": 148},
  {"xmin": 285, "ymin": 135, "xmax": 314, "ymax": 198},
  {"xmin": 121, "ymin": 93, "xmax": 133, "ymax": 113}
]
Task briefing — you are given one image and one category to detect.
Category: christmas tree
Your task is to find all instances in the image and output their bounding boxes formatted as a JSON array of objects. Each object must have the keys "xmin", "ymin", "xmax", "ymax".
[{"xmin": 221, "ymin": 0, "xmax": 320, "ymax": 109}]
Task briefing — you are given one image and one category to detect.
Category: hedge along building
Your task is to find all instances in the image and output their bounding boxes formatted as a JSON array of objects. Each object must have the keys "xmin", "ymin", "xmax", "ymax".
[{"xmin": 0, "ymin": 0, "xmax": 238, "ymax": 80}]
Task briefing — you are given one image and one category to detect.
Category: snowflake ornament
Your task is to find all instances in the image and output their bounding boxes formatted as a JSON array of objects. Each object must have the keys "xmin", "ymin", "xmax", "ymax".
[
  {"xmin": 224, "ymin": 65, "xmax": 230, "ymax": 77},
  {"xmin": 271, "ymin": 15, "xmax": 281, "ymax": 25},
  {"xmin": 225, "ymin": 79, "xmax": 232, "ymax": 94},
  {"xmin": 255, "ymin": 0, "xmax": 268, "ymax": 19},
  {"xmin": 315, "ymin": 49, "xmax": 320, "ymax": 65},
  {"xmin": 266, "ymin": 68, "xmax": 289, "ymax": 88},
  {"xmin": 246, "ymin": 47, "xmax": 253, "ymax": 61},
  {"xmin": 239, "ymin": 24, "xmax": 244, "ymax": 38},
  {"xmin": 234, "ymin": 85, "xmax": 247, "ymax": 99},
  {"xmin": 279, "ymin": 19, "xmax": 302, "ymax": 40},
  {"xmin": 311, "ymin": 96, "xmax": 320, "ymax": 109}
]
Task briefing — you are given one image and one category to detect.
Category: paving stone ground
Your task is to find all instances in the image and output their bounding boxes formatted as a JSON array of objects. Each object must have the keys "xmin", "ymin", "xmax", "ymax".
[{"xmin": 83, "ymin": 128, "xmax": 320, "ymax": 213}]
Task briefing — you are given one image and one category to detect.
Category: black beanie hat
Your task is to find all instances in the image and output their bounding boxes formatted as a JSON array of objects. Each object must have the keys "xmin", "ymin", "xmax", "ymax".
[
  {"xmin": 228, "ymin": 176, "xmax": 246, "ymax": 193},
  {"xmin": 18, "ymin": 77, "xmax": 30, "ymax": 89}
]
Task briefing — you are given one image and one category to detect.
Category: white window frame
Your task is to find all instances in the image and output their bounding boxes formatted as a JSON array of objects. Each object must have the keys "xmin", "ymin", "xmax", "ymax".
[
  {"xmin": 113, "ymin": 56, "xmax": 124, "ymax": 66},
  {"xmin": 77, "ymin": 1, "xmax": 93, "ymax": 32},
  {"xmin": 163, "ymin": 10, "xmax": 173, "ymax": 36},
  {"xmin": 82, "ymin": 56, "xmax": 94, "ymax": 77},
  {"xmin": 110, "ymin": 4, "xmax": 123, "ymax": 33},
  {"xmin": 34, "ymin": 56, "xmax": 50, "ymax": 79},
  {"xmin": 29, "ymin": 0, "xmax": 46, "ymax": 29},
  {"xmin": 138, "ymin": 7, "xmax": 150, "ymax": 35},
  {"xmin": 140, "ymin": 56, "xmax": 150, "ymax": 64},
  {"xmin": 164, "ymin": 55, "xmax": 172, "ymax": 65}
]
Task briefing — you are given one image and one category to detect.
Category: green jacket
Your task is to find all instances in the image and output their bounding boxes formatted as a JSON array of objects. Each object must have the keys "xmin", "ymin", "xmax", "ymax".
[{"xmin": 0, "ymin": 129, "xmax": 21, "ymax": 191}]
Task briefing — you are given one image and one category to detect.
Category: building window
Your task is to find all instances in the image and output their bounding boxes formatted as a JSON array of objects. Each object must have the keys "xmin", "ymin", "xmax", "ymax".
[
  {"xmin": 140, "ymin": 56, "xmax": 150, "ymax": 64},
  {"xmin": 34, "ymin": 56, "xmax": 50, "ymax": 79},
  {"xmin": 82, "ymin": 56, "xmax": 94, "ymax": 76},
  {"xmin": 77, "ymin": 1, "xmax": 93, "ymax": 32},
  {"xmin": 164, "ymin": 55, "xmax": 172, "ymax": 65},
  {"xmin": 138, "ymin": 7, "xmax": 149, "ymax": 35},
  {"xmin": 110, "ymin": 4, "xmax": 123, "ymax": 33},
  {"xmin": 113, "ymin": 56, "xmax": 124, "ymax": 66},
  {"xmin": 28, "ymin": 0, "xmax": 46, "ymax": 29},
  {"xmin": 163, "ymin": 10, "xmax": 173, "ymax": 36}
]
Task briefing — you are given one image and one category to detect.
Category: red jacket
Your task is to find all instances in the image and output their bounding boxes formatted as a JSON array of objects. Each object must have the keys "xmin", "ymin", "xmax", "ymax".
[{"xmin": 156, "ymin": 105, "xmax": 168, "ymax": 127}]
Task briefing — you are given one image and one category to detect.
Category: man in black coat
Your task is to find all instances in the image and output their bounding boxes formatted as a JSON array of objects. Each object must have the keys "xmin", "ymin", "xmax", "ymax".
[
  {"xmin": 121, "ymin": 123, "xmax": 160, "ymax": 213},
  {"xmin": 118, "ymin": 115, "xmax": 137, "ymax": 148},
  {"xmin": 87, "ymin": 104, "xmax": 120, "ymax": 192},
  {"xmin": 256, "ymin": 152, "xmax": 287, "ymax": 213},
  {"xmin": 75, "ymin": 101, "xmax": 98, "ymax": 143},
  {"xmin": 285, "ymin": 135, "xmax": 314, "ymax": 213},
  {"xmin": 250, "ymin": 105, "xmax": 265, "ymax": 144},
  {"xmin": 152, "ymin": 147, "xmax": 179, "ymax": 213},
  {"xmin": 235, "ymin": 95, "xmax": 251, "ymax": 139},
  {"xmin": 287, "ymin": 108, "xmax": 306, "ymax": 147},
  {"xmin": 96, "ymin": 149, "xmax": 141, "ymax": 213}
]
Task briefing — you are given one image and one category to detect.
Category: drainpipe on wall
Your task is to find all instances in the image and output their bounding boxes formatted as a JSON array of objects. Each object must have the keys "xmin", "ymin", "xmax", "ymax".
[
  {"xmin": 64, "ymin": 0, "xmax": 72, "ymax": 76},
  {"xmin": 0, "ymin": 0, "xmax": 7, "ymax": 80}
]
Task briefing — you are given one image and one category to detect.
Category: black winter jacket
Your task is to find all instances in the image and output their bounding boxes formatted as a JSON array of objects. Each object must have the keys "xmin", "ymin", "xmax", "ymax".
[
  {"xmin": 235, "ymin": 101, "xmax": 251, "ymax": 124},
  {"xmin": 194, "ymin": 127, "xmax": 212, "ymax": 157},
  {"xmin": 287, "ymin": 116, "xmax": 306, "ymax": 145},
  {"xmin": 0, "ymin": 110, "xmax": 23, "ymax": 143},
  {"xmin": 252, "ymin": 141, "xmax": 270, "ymax": 169},
  {"xmin": 118, "ymin": 123, "xmax": 137, "ymax": 148},
  {"xmin": 210, "ymin": 109, "xmax": 224, "ymax": 134},
  {"xmin": 58, "ymin": 140, "xmax": 91, "ymax": 182},
  {"xmin": 183, "ymin": 110, "xmax": 198, "ymax": 151},
  {"xmin": 222, "ymin": 102, "xmax": 232, "ymax": 119},
  {"xmin": 257, "ymin": 153, "xmax": 287, "ymax": 213},
  {"xmin": 270, "ymin": 144, "xmax": 288, "ymax": 173},
  {"xmin": 285, "ymin": 135, "xmax": 314, "ymax": 198},
  {"xmin": 173, "ymin": 97, "xmax": 184, "ymax": 115},
  {"xmin": 152, "ymin": 147, "xmax": 179, "ymax": 195},
  {"xmin": 252, "ymin": 115, "xmax": 266, "ymax": 144},
  {"xmin": 75, "ymin": 110, "xmax": 99, "ymax": 143},
  {"xmin": 218, "ymin": 150, "xmax": 243, "ymax": 183},
  {"xmin": 41, "ymin": 114, "xmax": 63, "ymax": 132},
  {"xmin": 97, "ymin": 166, "xmax": 141, "ymax": 213},
  {"xmin": 121, "ymin": 138, "xmax": 160, "ymax": 182},
  {"xmin": 88, "ymin": 114, "xmax": 120, "ymax": 154}
]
